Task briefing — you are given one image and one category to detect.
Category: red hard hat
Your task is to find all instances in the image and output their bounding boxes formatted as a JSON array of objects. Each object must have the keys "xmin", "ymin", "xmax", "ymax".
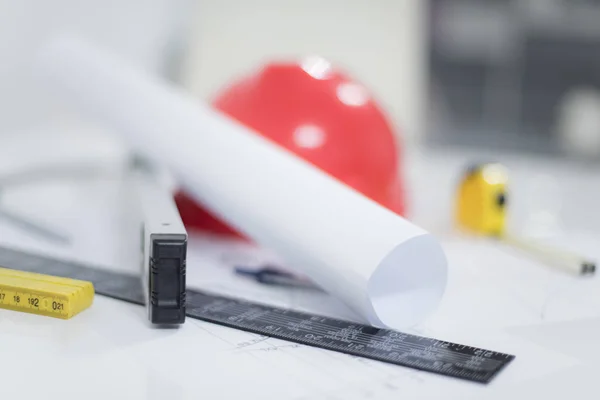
[{"xmin": 175, "ymin": 57, "xmax": 405, "ymax": 236}]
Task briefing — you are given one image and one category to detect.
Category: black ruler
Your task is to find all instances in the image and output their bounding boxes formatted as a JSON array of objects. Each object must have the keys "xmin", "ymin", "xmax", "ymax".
[{"xmin": 0, "ymin": 245, "xmax": 514, "ymax": 384}]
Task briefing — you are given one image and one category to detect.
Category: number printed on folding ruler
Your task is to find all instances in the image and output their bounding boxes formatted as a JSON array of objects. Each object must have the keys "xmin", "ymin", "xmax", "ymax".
[
  {"xmin": 0, "ymin": 267, "xmax": 94, "ymax": 319},
  {"xmin": 0, "ymin": 288, "xmax": 65, "ymax": 315}
]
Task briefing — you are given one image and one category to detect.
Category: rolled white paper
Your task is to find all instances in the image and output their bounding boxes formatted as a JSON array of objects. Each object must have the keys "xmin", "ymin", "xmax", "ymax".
[{"xmin": 38, "ymin": 37, "xmax": 447, "ymax": 329}]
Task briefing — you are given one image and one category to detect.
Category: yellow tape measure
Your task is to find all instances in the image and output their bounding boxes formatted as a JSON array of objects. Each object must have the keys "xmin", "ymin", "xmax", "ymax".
[
  {"xmin": 0, "ymin": 267, "xmax": 94, "ymax": 319},
  {"xmin": 455, "ymin": 163, "xmax": 596, "ymax": 276}
]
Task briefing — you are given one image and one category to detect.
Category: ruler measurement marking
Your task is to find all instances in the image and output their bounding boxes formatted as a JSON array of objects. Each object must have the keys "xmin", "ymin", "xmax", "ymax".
[
  {"xmin": 191, "ymin": 309, "xmax": 503, "ymax": 383},
  {"xmin": 202, "ymin": 306, "xmax": 510, "ymax": 363},
  {"xmin": 0, "ymin": 282, "xmax": 63, "ymax": 313},
  {"xmin": 191, "ymin": 300, "xmax": 510, "ymax": 372},
  {"xmin": 198, "ymin": 300, "xmax": 499, "ymax": 355},
  {"xmin": 188, "ymin": 301, "xmax": 513, "ymax": 377},
  {"xmin": 0, "ymin": 264, "xmax": 91, "ymax": 318},
  {"xmin": 0, "ymin": 289, "xmax": 69, "ymax": 317},
  {"xmin": 248, "ymin": 328, "xmax": 500, "ymax": 373},
  {"xmin": 233, "ymin": 314, "xmax": 483, "ymax": 363},
  {"xmin": 0, "ymin": 246, "xmax": 515, "ymax": 383}
]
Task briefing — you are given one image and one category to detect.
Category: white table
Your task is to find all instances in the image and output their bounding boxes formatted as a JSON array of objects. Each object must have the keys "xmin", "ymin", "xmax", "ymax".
[{"xmin": 1, "ymin": 130, "xmax": 599, "ymax": 399}]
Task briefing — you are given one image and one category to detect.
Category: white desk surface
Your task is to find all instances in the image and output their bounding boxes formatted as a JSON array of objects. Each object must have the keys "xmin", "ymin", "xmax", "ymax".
[{"xmin": 1, "ymin": 130, "xmax": 600, "ymax": 399}]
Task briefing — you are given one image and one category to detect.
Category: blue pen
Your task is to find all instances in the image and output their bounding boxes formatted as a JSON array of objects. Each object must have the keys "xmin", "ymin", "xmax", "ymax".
[{"xmin": 234, "ymin": 266, "xmax": 321, "ymax": 290}]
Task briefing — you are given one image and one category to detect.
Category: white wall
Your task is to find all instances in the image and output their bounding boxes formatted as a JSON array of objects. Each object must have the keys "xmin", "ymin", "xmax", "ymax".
[
  {"xmin": 183, "ymin": 0, "xmax": 428, "ymax": 142},
  {"xmin": 0, "ymin": 0, "xmax": 190, "ymax": 135}
]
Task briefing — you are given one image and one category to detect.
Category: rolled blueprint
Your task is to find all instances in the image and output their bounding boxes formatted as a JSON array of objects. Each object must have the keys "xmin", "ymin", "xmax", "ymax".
[{"xmin": 38, "ymin": 37, "xmax": 448, "ymax": 329}]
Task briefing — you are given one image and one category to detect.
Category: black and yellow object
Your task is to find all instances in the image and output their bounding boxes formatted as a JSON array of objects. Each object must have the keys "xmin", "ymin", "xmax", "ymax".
[
  {"xmin": 0, "ymin": 267, "xmax": 94, "ymax": 319},
  {"xmin": 455, "ymin": 163, "xmax": 595, "ymax": 276},
  {"xmin": 455, "ymin": 163, "xmax": 508, "ymax": 237}
]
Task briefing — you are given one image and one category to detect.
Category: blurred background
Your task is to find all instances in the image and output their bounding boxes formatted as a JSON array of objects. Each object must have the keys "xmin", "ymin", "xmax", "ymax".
[
  {"xmin": 429, "ymin": 0, "xmax": 600, "ymax": 157},
  {"xmin": 1, "ymin": 0, "xmax": 600, "ymax": 247},
  {"xmin": 0, "ymin": 0, "xmax": 425, "ymax": 143},
  {"xmin": 2, "ymin": 0, "xmax": 600, "ymax": 158}
]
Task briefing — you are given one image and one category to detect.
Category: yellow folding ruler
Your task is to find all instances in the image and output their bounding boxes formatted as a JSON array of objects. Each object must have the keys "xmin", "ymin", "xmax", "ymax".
[{"xmin": 0, "ymin": 266, "xmax": 94, "ymax": 319}]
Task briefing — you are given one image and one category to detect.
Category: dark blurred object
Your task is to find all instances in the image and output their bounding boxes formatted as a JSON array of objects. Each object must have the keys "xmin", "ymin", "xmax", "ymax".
[
  {"xmin": 428, "ymin": 0, "xmax": 600, "ymax": 156},
  {"xmin": 176, "ymin": 57, "xmax": 405, "ymax": 236},
  {"xmin": 234, "ymin": 266, "xmax": 320, "ymax": 290}
]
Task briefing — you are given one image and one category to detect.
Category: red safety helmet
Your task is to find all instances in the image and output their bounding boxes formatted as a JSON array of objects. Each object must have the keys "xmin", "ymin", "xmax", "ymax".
[{"xmin": 175, "ymin": 57, "xmax": 405, "ymax": 236}]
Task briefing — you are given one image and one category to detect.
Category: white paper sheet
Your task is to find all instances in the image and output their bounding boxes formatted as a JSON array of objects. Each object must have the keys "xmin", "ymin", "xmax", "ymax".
[
  {"xmin": 37, "ymin": 36, "xmax": 447, "ymax": 329},
  {"xmin": 3, "ymin": 133, "xmax": 599, "ymax": 399}
]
